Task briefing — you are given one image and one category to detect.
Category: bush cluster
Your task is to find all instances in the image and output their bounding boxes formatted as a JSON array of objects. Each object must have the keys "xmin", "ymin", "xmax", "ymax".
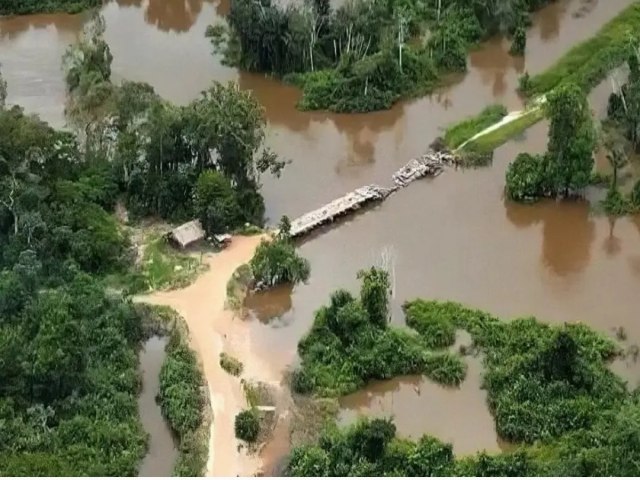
[
  {"xmin": 234, "ymin": 409, "xmax": 260, "ymax": 442},
  {"xmin": 292, "ymin": 269, "xmax": 468, "ymax": 397},
  {"xmin": 220, "ymin": 352, "xmax": 244, "ymax": 376}
]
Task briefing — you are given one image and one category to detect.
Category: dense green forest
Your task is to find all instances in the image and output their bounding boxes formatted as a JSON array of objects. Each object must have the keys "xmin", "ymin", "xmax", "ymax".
[
  {"xmin": 0, "ymin": 102, "xmax": 146, "ymax": 474},
  {"xmin": 287, "ymin": 270, "xmax": 640, "ymax": 476},
  {"xmin": 0, "ymin": 0, "xmax": 100, "ymax": 15},
  {"xmin": 0, "ymin": 14, "xmax": 284, "ymax": 474},
  {"xmin": 64, "ymin": 16, "xmax": 285, "ymax": 232},
  {"xmin": 209, "ymin": 0, "xmax": 551, "ymax": 112}
]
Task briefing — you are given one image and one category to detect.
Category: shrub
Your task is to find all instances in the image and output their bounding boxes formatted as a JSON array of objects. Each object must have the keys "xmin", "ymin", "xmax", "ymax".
[
  {"xmin": 291, "ymin": 368, "xmax": 314, "ymax": 394},
  {"xmin": 158, "ymin": 335, "xmax": 204, "ymax": 437},
  {"xmin": 249, "ymin": 238, "xmax": 310, "ymax": 288},
  {"xmin": 234, "ymin": 409, "xmax": 260, "ymax": 442},
  {"xmin": 219, "ymin": 352, "xmax": 243, "ymax": 376},
  {"xmin": 510, "ymin": 26, "xmax": 527, "ymax": 56},
  {"xmin": 404, "ymin": 300, "xmax": 456, "ymax": 349},
  {"xmin": 601, "ymin": 187, "xmax": 633, "ymax": 216},
  {"xmin": 423, "ymin": 351, "xmax": 467, "ymax": 386},
  {"xmin": 505, "ymin": 153, "xmax": 545, "ymax": 201}
]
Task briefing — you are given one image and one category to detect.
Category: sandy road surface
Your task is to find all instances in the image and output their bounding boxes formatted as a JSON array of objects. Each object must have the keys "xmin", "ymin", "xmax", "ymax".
[{"xmin": 137, "ymin": 234, "xmax": 278, "ymax": 476}]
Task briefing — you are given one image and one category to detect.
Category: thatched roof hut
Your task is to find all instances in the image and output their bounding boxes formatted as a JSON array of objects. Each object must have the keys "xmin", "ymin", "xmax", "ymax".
[{"xmin": 167, "ymin": 220, "xmax": 205, "ymax": 249}]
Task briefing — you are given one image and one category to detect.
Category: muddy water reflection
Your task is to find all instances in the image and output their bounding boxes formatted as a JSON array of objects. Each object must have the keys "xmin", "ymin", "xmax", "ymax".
[
  {"xmin": 244, "ymin": 284, "xmax": 294, "ymax": 326},
  {"xmin": 338, "ymin": 332, "xmax": 505, "ymax": 455},
  {"xmin": 138, "ymin": 336, "xmax": 177, "ymax": 477}
]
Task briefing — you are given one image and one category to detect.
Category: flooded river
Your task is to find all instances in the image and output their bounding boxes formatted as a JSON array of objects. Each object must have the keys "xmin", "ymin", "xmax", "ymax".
[{"xmin": 2, "ymin": 0, "xmax": 639, "ymax": 463}]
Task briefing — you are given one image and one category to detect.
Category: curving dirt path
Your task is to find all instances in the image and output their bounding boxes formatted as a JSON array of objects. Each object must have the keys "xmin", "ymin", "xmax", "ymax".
[{"xmin": 137, "ymin": 234, "xmax": 278, "ymax": 476}]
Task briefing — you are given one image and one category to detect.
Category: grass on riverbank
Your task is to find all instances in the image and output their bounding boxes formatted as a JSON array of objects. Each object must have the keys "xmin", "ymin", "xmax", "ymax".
[
  {"xmin": 459, "ymin": 106, "xmax": 545, "ymax": 154},
  {"xmin": 447, "ymin": 4, "xmax": 640, "ymax": 156},
  {"xmin": 444, "ymin": 104, "xmax": 508, "ymax": 150},
  {"xmin": 0, "ymin": 0, "xmax": 100, "ymax": 15},
  {"xmin": 522, "ymin": 3, "xmax": 640, "ymax": 96}
]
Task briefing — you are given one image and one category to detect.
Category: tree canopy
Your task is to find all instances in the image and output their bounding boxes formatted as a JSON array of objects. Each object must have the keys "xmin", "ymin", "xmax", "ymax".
[
  {"xmin": 211, "ymin": 0, "xmax": 552, "ymax": 112},
  {"xmin": 64, "ymin": 16, "xmax": 285, "ymax": 231},
  {"xmin": 506, "ymin": 82, "xmax": 596, "ymax": 201}
]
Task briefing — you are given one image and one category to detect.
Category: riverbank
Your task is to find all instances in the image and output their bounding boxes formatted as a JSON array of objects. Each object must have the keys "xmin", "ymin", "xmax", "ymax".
[
  {"xmin": 136, "ymin": 234, "xmax": 280, "ymax": 476},
  {"xmin": 443, "ymin": 2, "xmax": 640, "ymax": 156}
]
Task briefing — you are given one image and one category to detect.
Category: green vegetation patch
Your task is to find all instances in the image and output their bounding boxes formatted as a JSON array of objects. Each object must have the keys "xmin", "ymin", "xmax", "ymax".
[
  {"xmin": 158, "ymin": 326, "xmax": 207, "ymax": 476},
  {"xmin": 461, "ymin": 106, "xmax": 545, "ymax": 154},
  {"xmin": 226, "ymin": 263, "xmax": 253, "ymax": 311},
  {"xmin": 140, "ymin": 235, "xmax": 205, "ymax": 292},
  {"xmin": 235, "ymin": 409, "xmax": 260, "ymax": 442},
  {"xmin": 523, "ymin": 3, "xmax": 640, "ymax": 96},
  {"xmin": 287, "ymin": 297, "xmax": 634, "ymax": 477},
  {"xmin": 217, "ymin": 0, "xmax": 555, "ymax": 113},
  {"xmin": 443, "ymin": 104, "xmax": 508, "ymax": 150},
  {"xmin": 219, "ymin": 352, "xmax": 244, "ymax": 376},
  {"xmin": 402, "ymin": 299, "xmax": 624, "ymax": 444},
  {"xmin": 0, "ymin": 274, "xmax": 147, "ymax": 476},
  {"xmin": 292, "ymin": 269, "xmax": 468, "ymax": 397}
]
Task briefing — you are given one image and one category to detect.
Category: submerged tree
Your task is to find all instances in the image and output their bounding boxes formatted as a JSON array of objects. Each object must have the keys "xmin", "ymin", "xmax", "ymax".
[
  {"xmin": 544, "ymin": 82, "xmax": 596, "ymax": 195},
  {"xmin": 249, "ymin": 219, "xmax": 310, "ymax": 288},
  {"xmin": 357, "ymin": 266, "xmax": 391, "ymax": 328},
  {"xmin": 507, "ymin": 82, "xmax": 596, "ymax": 201}
]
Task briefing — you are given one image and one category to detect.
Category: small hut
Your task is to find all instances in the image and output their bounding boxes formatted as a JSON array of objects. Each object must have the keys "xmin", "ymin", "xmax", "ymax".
[{"xmin": 167, "ymin": 219, "xmax": 205, "ymax": 249}]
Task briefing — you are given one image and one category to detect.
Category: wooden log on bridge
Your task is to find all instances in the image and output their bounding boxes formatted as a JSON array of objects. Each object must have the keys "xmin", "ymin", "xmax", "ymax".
[
  {"xmin": 288, "ymin": 149, "xmax": 458, "ymax": 239},
  {"xmin": 392, "ymin": 150, "xmax": 457, "ymax": 188},
  {"xmin": 289, "ymin": 185, "xmax": 392, "ymax": 238}
]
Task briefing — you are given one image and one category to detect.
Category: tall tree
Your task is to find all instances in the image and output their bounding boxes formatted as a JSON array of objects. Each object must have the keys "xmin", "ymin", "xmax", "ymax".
[
  {"xmin": 357, "ymin": 266, "xmax": 390, "ymax": 328},
  {"xmin": 544, "ymin": 83, "xmax": 596, "ymax": 195}
]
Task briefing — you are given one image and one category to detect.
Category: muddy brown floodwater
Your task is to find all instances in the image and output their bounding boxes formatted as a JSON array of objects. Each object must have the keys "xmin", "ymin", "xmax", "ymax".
[
  {"xmin": 1, "ymin": 0, "xmax": 639, "ymax": 469},
  {"xmin": 137, "ymin": 336, "xmax": 178, "ymax": 477}
]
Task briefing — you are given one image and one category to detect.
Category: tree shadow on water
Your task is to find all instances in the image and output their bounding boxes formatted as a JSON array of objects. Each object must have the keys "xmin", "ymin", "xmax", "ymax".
[
  {"xmin": 244, "ymin": 283, "xmax": 294, "ymax": 326},
  {"xmin": 505, "ymin": 198, "xmax": 595, "ymax": 277}
]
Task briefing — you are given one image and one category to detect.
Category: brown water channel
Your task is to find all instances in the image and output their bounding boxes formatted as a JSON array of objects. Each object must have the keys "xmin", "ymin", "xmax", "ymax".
[
  {"xmin": 137, "ymin": 336, "xmax": 177, "ymax": 477},
  {"xmin": 1, "ymin": 0, "xmax": 639, "ymax": 464}
]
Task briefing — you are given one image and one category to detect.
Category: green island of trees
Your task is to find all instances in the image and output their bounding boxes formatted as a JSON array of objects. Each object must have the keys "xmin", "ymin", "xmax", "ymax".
[
  {"xmin": 0, "ymin": 0, "xmax": 100, "ymax": 15},
  {"xmin": 286, "ymin": 274, "xmax": 639, "ymax": 476},
  {"xmin": 291, "ymin": 267, "xmax": 467, "ymax": 397},
  {"xmin": 209, "ymin": 0, "xmax": 551, "ymax": 113},
  {"xmin": 505, "ymin": 82, "xmax": 597, "ymax": 201},
  {"xmin": 249, "ymin": 217, "xmax": 310, "ymax": 290}
]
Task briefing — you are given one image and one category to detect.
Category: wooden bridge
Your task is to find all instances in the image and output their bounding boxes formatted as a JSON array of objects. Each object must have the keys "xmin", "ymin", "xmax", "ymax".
[{"xmin": 289, "ymin": 149, "xmax": 457, "ymax": 239}]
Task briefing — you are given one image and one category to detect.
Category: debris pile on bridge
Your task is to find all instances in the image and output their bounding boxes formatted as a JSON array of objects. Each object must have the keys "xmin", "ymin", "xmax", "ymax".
[
  {"xmin": 392, "ymin": 150, "xmax": 457, "ymax": 187},
  {"xmin": 288, "ymin": 149, "xmax": 459, "ymax": 238},
  {"xmin": 290, "ymin": 185, "xmax": 391, "ymax": 238}
]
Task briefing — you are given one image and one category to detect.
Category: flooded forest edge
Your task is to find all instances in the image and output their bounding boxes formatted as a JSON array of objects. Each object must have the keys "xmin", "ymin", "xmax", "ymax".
[{"xmin": 0, "ymin": 0, "xmax": 640, "ymax": 477}]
